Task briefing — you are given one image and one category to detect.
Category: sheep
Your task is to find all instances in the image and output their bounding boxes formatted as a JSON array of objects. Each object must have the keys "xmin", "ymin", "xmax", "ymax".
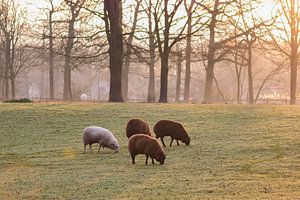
[
  {"xmin": 80, "ymin": 93, "xmax": 88, "ymax": 101},
  {"xmin": 126, "ymin": 118, "xmax": 151, "ymax": 139},
  {"xmin": 83, "ymin": 126, "xmax": 119, "ymax": 153},
  {"xmin": 128, "ymin": 134, "xmax": 166, "ymax": 165},
  {"xmin": 154, "ymin": 120, "xmax": 190, "ymax": 147}
]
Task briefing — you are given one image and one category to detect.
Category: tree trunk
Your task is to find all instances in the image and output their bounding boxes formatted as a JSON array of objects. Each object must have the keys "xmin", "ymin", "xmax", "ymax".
[
  {"xmin": 184, "ymin": 0, "xmax": 194, "ymax": 102},
  {"xmin": 122, "ymin": 0, "xmax": 141, "ymax": 101},
  {"xmin": 4, "ymin": 66, "xmax": 9, "ymax": 99},
  {"xmin": 49, "ymin": 10, "xmax": 54, "ymax": 100},
  {"xmin": 147, "ymin": 0, "xmax": 155, "ymax": 103},
  {"xmin": 147, "ymin": 37, "xmax": 156, "ymax": 102},
  {"xmin": 175, "ymin": 51, "xmax": 182, "ymax": 102},
  {"xmin": 159, "ymin": 52, "xmax": 169, "ymax": 103},
  {"xmin": 203, "ymin": 3, "xmax": 217, "ymax": 104},
  {"xmin": 105, "ymin": 0, "xmax": 124, "ymax": 102},
  {"xmin": 4, "ymin": 36, "xmax": 10, "ymax": 99},
  {"xmin": 290, "ymin": 1, "xmax": 298, "ymax": 105},
  {"xmin": 0, "ymin": 53, "xmax": 3, "ymax": 99},
  {"xmin": 63, "ymin": 18, "xmax": 75, "ymax": 100},
  {"xmin": 204, "ymin": 53, "xmax": 215, "ymax": 103},
  {"xmin": 184, "ymin": 31, "xmax": 192, "ymax": 102},
  {"xmin": 147, "ymin": 57, "xmax": 155, "ymax": 103},
  {"xmin": 10, "ymin": 77, "xmax": 15, "ymax": 99},
  {"xmin": 122, "ymin": 48, "xmax": 130, "ymax": 101},
  {"xmin": 234, "ymin": 45, "xmax": 241, "ymax": 104},
  {"xmin": 247, "ymin": 44, "xmax": 254, "ymax": 104},
  {"xmin": 158, "ymin": 1, "xmax": 170, "ymax": 103},
  {"xmin": 235, "ymin": 60, "xmax": 241, "ymax": 104},
  {"xmin": 290, "ymin": 48, "xmax": 297, "ymax": 104},
  {"xmin": 63, "ymin": 61, "xmax": 72, "ymax": 100}
]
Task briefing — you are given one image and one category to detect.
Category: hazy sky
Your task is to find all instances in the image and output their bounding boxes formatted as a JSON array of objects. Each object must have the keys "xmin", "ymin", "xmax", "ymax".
[{"xmin": 18, "ymin": 0, "xmax": 277, "ymax": 21}]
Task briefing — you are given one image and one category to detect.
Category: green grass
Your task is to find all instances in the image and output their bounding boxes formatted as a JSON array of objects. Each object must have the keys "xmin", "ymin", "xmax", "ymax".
[
  {"xmin": 2, "ymin": 98, "xmax": 33, "ymax": 103},
  {"xmin": 0, "ymin": 103, "xmax": 300, "ymax": 199}
]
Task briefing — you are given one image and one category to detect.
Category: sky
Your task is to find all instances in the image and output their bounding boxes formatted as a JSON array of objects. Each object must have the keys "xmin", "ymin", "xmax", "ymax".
[{"xmin": 17, "ymin": 0, "xmax": 278, "ymax": 22}]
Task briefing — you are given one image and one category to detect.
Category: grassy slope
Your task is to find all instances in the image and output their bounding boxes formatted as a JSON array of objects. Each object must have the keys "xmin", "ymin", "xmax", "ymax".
[{"xmin": 0, "ymin": 103, "xmax": 299, "ymax": 199}]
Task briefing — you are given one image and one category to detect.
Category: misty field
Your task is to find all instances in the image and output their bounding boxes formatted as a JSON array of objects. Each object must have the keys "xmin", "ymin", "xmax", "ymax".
[{"xmin": 0, "ymin": 103, "xmax": 299, "ymax": 199}]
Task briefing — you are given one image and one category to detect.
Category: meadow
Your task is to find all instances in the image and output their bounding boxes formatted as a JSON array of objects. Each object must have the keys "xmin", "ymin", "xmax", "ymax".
[{"xmin": 0, "ymin": 103, "xmax": 299, "ymax": 199}]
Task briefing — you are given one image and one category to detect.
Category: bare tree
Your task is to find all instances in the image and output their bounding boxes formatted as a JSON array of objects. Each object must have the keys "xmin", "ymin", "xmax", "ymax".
[
  {"xmin": 184, "ymin": 0, "xmax": 195, "ymax": 102},
  {"xmin": 153, "ymin": 0, "xmax": 201, "ymax": 102},
  {"xmin": 39, "ymin": 0, "xmax": 61, "ymax": 99},
  {"xmin": 104, "ymin": 0, "xmax": 124, "ymax": 102},
  {"xmin": 0, "ymin": 0, "xmax": 34, "ymax": 99},
  {"xmin": 61, "ymin": 0, "xmax": 86, "ymax": 100},
  {"xmin": 175, "ymin": 49, "xmax": 183, "ymax": 102},
  {"xmin": 122, "ymin": 0, "xmax": 142, "ymax": 101},
  {"xmin": 44, "ymin": 0, "xmax": 57, "ymax": 100},
  {"xmin": 147, "ymin": 0, "xmax": 156, "ymax": 103},
  {"xmin": 198, "ymin": 0, "xmax": 266, "ymax": 103},
  {"xmin": 269, "ymin": 0, "xmax": 300, "ymax": 104}
]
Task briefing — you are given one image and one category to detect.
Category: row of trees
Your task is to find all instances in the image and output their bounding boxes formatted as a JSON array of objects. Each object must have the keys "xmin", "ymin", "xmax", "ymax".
[{"xmin": 0, "ymin": 0, "xmax": 299, "ymax": 104}]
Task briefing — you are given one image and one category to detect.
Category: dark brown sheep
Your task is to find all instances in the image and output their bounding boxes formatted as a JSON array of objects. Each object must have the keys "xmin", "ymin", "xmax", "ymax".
[
  {"xmin": 128, "ymin": 134, "xmax": 166, "ymax": 165},
  {"xmin": 154, "ymin": 120, "xmax": 190, "ymax": 147},
  {"xmin": 126, "ymin": 118, "xmax": 151, "ymax": 139}
]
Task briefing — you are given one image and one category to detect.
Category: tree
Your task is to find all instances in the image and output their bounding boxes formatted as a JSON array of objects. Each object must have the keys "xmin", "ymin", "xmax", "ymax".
[
  {"xmin": 147, "ymin": 0, "xmax": 156, "ymax": 103},
  {"xmin": 153, "ymin": 0, "xmax": 201, "ymax": 102},
  {"xmin": 184, "ymin": 0, "xmax": 195, "ymax": 102},
  {"xmin": 104, "ymin": 0, "xmax": 124, "ymax": 102},
  {"xmin": 269, "ymin": 0, "xmax": 300, "ymax": 104},
  {"xmin": 62, "ymin": 0, "xmax": 86, "ymax": 100},
  {"xmin": 122, "ymin": 0, "xmax": 142, "ymax": 101},
  {"xmin": 175, "ymin": 49, "xmax": 183, "ymax": 102},
  {"xmin": 46, "ymin": 0, "xmax": 56, "ymax": 100},
  {"xmin": 0, "ymin": 0, "xmax": 33, "ymax": 99},
  {"xmin": 197, "ymin": 0, "xmax": 267, "ymax": 103},
  {"xmin": 38, "ymin": 0, "xmax": 60, "ymax": 99}
]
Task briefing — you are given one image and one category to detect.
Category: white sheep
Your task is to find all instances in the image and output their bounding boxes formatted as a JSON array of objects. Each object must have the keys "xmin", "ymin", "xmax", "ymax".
[
  {"xmin": 83, "ymin": 126, "xmax": 120, "ymax": 153},
  {"xmin": 80, "ymin": 93, "xmax": 88, "ymax": 101}
]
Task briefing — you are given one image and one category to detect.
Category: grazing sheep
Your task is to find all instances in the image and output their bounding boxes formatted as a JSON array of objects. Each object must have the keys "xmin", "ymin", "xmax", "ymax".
[
  {"xmin": 154, "ymin": 120, "xmax": 190, "ymax": 147},
  {"xmin": 80, "ymin": 93, "xmax": 88, "ymax": 101},
  {"xmin": 126, "ymin": 118, "xmax": 151, "ymax": 139},
  {"xmin": 83, "ymin": 126, "xmax": 119, "ymax": 153},
  {"xmin": 128, "ymin": 134, "xmax": 166, "ymax": 165}
]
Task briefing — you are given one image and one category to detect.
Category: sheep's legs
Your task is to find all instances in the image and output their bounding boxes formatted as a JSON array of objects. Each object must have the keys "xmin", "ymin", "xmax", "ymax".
[
  {"xmin": 83, "ymin": 145, "xmax": 86, "ymax": 154},
  {"xmin": 151, "ymin": 158, "xmax": 155, "ymax": 165},
  {"xmin": 145, "ymin": 155, "xmax": 149, "ymax": 165},
  {"xmin": 170, "ymin": 138, "xmax": 174, "ymax": 146},
  {"xmin": 176, "ymin": 140, "xmax": 180, "ymax": 146},
  {"xmin": 160, "ymin": 137, "xmax": 166, "ymax": 147},
  {"xmin": 89, "ymin": 144, "xmax": 92, "ymax": 153},
  {"xmin": 98, "ymin": 139, "xmax": 104, "ymax": 152},
  {"xmin": 131, "ymin": 155, "xmax": 136, "ymax": 164}
]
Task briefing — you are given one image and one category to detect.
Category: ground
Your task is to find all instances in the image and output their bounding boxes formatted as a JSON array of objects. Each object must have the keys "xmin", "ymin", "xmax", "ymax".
[{"xmin": 0, "ymin": 103, "xmax": 299, "ymax": 199}]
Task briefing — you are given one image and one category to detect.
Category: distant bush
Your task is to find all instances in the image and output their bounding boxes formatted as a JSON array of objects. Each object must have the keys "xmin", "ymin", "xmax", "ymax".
[{"xmin": 3, "ymin": 98, "xmax": 33, "ymax": 103}]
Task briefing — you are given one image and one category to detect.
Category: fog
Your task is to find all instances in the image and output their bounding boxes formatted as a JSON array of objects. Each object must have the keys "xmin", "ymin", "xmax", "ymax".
[{"xmin": 0, "ymin": 0, "xmax": 297, "ymax": 104}]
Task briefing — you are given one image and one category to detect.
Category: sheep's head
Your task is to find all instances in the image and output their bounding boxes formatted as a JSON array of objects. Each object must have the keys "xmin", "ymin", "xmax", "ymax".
[
  {"xmin": 183, "ymin": 135, "xmax": 190, "ymax": 146},
  {"xmin": 109, "ymin": 142, "xmax": 120, "ymax": 153},
  {"xmin": 156, "ymin": 152, "xmax": 166, "ymax": 165},
  {"xmin": 182, "ymin": 133, "xmax": 191, "ymax": 146}
]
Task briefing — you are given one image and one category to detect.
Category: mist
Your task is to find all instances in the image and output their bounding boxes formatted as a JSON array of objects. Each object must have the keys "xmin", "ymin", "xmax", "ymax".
[{"xmin": 0, "ymin": 0, "xmax": 297, "ymax": 104}]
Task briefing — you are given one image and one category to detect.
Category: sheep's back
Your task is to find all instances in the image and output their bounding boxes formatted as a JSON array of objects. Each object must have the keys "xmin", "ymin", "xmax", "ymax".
[
  {"xmin": 126, "ymin": 118, "xmax": 151, "ymax": 138},
  {"xmin": 128, "ymin": 134, "xmax": 157, "ymax": 155},
  {"xmin": 154, "ymin": 120, "xmax": 186, "ymax": 139},
  {"xmin": 83, "ymin": 126, "xmax": 112, "ymax": 144}
]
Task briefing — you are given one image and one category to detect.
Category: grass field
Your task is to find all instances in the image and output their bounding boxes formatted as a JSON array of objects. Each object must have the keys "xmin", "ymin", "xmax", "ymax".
[{"xmin": 0, "ymin": 103, "xmax": 299, "ymax": 199}]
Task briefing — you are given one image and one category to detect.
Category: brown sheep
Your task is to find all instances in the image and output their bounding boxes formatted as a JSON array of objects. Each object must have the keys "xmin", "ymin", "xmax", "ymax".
[
  {"xmin": 154, "ymin": 120, "xmax": 190, "ymax": 147},
  {"xmin": 126, "ymin": 118, "xmax": 151, "ymax": 139},
  {"xmin": 128, "ymin": 134, "xmax": 166, "ymax": 165}
]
